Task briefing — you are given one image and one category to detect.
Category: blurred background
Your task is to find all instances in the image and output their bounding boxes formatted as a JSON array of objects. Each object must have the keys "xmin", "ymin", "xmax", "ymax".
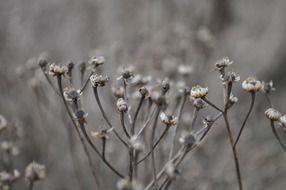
[{"xmin": 0, "ymin": 0, "xmax": 286, "ymax": 189}]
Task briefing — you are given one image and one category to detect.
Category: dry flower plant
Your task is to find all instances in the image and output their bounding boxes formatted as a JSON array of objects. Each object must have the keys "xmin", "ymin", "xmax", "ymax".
[{"xmin": 23, "ymin": 55, "xmax": 284, "ymax": 190}]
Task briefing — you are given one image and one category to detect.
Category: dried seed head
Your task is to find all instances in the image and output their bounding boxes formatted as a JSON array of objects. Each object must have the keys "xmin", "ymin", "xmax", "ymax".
[
  {"xmin": 117, "ymin": 178, "xmax": 143, "ymax": 190},
  {"xmin": 130, "ymin": 136, "xmax": 145, "ymax": 152},
  {"xmin": 261, "ymin": 80, "xmax": 275, "ymax": 94},
  {"xmin": 0, "ymin": 115, "xmax": 7, "ymax": 132},
  {"xmin": 88, "ymin": 56, "xmax": 106, "ymax": 68},
  {"xmin": 38, "ymin": 59, "xmax": 48, "ymax": 71},
  {"xmin": 1, "ymin": 141, "xmax": 19, "ymax": 156},
  {"xmin": 279, "ymin": 115, "xmax": 286, "ymax": 128},
  {"xmin": 25, "ymin": 162, "xmax": 46, "ymax": 181},
  {"xmin": 63, "ymin": 87, "xmax": 81, "ymax": 102},
  {"xmin": 49, "ymin": 63, "xmax": 68, "ymax": 76},
  {"xmin": 74, "ymin": 110, "xmax": 88, "ymax": 124},
  {"xmin": 117, "ymin": 98, "xmax": 128, "ymax": 112},
  {"xmin": 265, "ymin": 108, "xmax": 281, "ymax": 121},
  {"xmin": 161, "ymin": 79, "xmax": 170, "ymax": 94},
  {"xmin": 224, "ymin": 71, "xmax": 240, "ymax": 83},
  {"xmin": 229, "ymin": 94, "xmax": 238, "ymax": 104},
  {"xmin": 139, "ymin": 87, "xmax": 149, "ymax": 97},
  {"xmin": 131, "ymin": 75, "xmax": 152, "ymax": 86},
  {"xmin": 160, "ymin": 112, "xmax": 178, "ymax": 126},
  {"xmin": 242, "ymin": 77, "xmax": 262, "ymax": 93},
  {"xmin": 90, "ymin": 74, "xmax": 109, "ymax": 87},
  {"xmin": 214, "ymin": 57, "xmax": 233, "ymax": 71},
  {"xmin": 179, "ymin": 132, "xmax": 197, "ymax": 148},
  {"xmin": 0, "ymin": 170, "xmax": 20, "ymax": 186},
  {"xmin": 112, "ymin": 86, "xmax": 124, "ymax": 98},
  {"xmin": 91, "ymin": 129, "xmax": 110, "ymax": 140},
  {"xmin": 178, "ymin": 64, "xmax": 193, "ymax": 76},
  {"xmin": 191, "ymin": 85, "xmax": 208, "ymax": 99},
  {"xmin": 118, "ymin": 65, "xmax": 135, "ymax": 80}
]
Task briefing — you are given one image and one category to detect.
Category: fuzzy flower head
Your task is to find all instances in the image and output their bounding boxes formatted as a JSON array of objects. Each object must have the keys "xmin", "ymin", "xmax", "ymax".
[
  {"xmin": 160, "ymin": 112, "xmax": 178, "ymax": 126},
  {"xmin": 25, "ymin": 162, "xmax": 46, "ymax": 181},
  {"xmin": 90, "ymin": 74, "xmax": 109, "ymax": 87},
  {"xmin": 224, "ymin": 71, "xmax": 240, "ymax": 83},
  {"xmin": 116, "ymin": 98, "xmax": 128, "ymax": 112},
  {"xmin": 179, "ymin": 132, "xmax": 197, "ymax": 148},
  {"xmin": 88, "ymin": 56, "xmax": 106, "ymax": 69},
  {"xmin": 229, "ymin": 94, "xmax": 238, "ymax": 105},
  {"xmin": 0, "ymin": 115, "xmax": 7, "ymax": 132},
  {"xmin": 265, "ymin": 108, "xmax": 281, "ymax": 121},
  {"xmin": 242, "ymin": 77, "xmax": 262, "ymax": 93},
  {"xmin": 74, "ymin": 110, "xmax": 88, "ymax": 125},
  {"xmin": 191, "ymin": 85, "xmax": 208, "ymax": 99},
  {"xmin": 49, "ymin": 63, "xmax": 68, "ymax": 76},
  {"xmin": 261, "ymin": 80, "xmax": 275, "ymax": 94},
  {"xmin": 214, "ymin": 57, "xmax": 233, "ymax": 71},
  {"xmin": 139, "ymin": 87, "xmax": 149, "ymax": 97},
  {"xmin": 178, "ymin": 64, "xmax": 193, "ymax": 76},
  {"xmin": 129, "ymin": 136, "xmax": 145, "ymax": 152},
  {"xmin": 91, "ymin": 128, "xmax": 112, "ymax": 140},
  {"xmin": 279, "ymin": 115, "xmax": 286, "ymax": 128},
  {"xmin": 117, "ymin": 65, "xmax": 135, "ymax": 81},
  {"xmin": 111, "ymin": 86, "xmax": 124, "ymax": 98},
  {"xmin": 63, "ymin": 87, "xmax": 81, "ymax": 102}
]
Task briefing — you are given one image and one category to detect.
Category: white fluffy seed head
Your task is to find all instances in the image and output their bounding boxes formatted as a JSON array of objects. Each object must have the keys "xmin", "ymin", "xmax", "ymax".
[
  {"xmin": 191, "ymin": 85, "xmax": 208, "ymax": 99},
  {"xmin": 242, "ymin": 77, "xmax": 262, "ymax": 93},
  {"xmin": 265, "ymin": 108, "xmax": 281, "ymax": 121},
  {"xmin": 116, "ymin": 98, "xmax": 128, "ymax": 112}
]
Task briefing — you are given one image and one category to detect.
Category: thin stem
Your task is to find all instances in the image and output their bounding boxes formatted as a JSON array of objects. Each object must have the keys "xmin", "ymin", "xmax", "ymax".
[
  {"xmin": 223, "ymin": 112, "xmax": 243, "ymax": 190},
  {"xmin": 92, "ymin": 86, "xmax": 128, "ymax": 148},
  {"xmin": 120, "ymin": 112, "xmax": 131, "ymax": 138},
  {"xmin": 150, "ymin": 107, "xmax": 161, "ymax": 189},
  {"xmin": 102, "ymin": 138, "xmax": 106, "ymax": 161},
  {"xmin": 234, "ymin": 92, "xmax": 256, "ymax": 148},
  {"xmin": 189, "ymin": 108, "xmax": 199, "ymax": 131},
  {"xmin": 136, "ymin": 125, "xmax": 170, "ymax": 165},
  {"xmin": 136, "ymin": 107, "xmax": 156, "ymax": 138},
  {"xmin": 28, "ymin": 180, "xmax": 34, "ymax": 190},
  {"xmin": 79, "ymin": 72, "xmax": 94, "ymax": 94},
  {"xmin": 132, "ymin": 96, "xmax": 145, "ymax": 134},
  {"xmin": 270, "ymin": 121, "xmax": 286, "ymax": 152},
  {"xmin": 80, "ymin": 123, "xmax": 124, "ymax": 178},
  {"xmin": 56, "ymin": 75, "xmax": 101, "ymax": 188},
  {"xmin": 202, "ymin": 97, "xmax": 224, "ymax": 113},
  {"xmin": 169, "ymin": 93, "xmax": 187, "ymax": 160}
]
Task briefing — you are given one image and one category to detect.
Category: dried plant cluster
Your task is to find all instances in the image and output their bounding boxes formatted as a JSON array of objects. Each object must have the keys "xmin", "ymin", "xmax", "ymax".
[
  {"xmin": 0, "ymin": 115, "xmax": 46, "ymax": 190},
  {"xmin": 8, "ymin": 55, "xmax": 282, "ymax": 190}
]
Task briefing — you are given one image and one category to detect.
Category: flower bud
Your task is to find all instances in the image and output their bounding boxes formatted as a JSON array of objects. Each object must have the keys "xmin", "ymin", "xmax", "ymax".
[
  {"xmin": 242, "ymin": 77, "xmax": 262, "ymax": 93},
  {"xmin": 265, "ymin": 108, "xmax": 281, "ymax": 121},
  {"xmin": 191, "ymin": 85, "xmax": 208, "ymax": 99}
]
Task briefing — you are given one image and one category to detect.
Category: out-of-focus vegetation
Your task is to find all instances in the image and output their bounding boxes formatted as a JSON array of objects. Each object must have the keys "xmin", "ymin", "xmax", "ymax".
[{"xmin": 0, "ymin": 1, "xmax": 286, "ymax": 190}]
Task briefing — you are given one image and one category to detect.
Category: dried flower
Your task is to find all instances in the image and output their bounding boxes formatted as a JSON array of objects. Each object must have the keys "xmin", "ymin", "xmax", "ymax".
[
  {"xmin": 129, "ymin": 136, "xmax": 145, "ymax": 152},
  {"xmin": 160, "ymin": 112, "xmax": 178, "ymax": 126},
  {"xmin": 229, "ymin": 94, "xmax": 238, "ymax": 104},
  {"xmin": 0, "ymin": 170, "xmax": 20, "ymax": 187},
  {"xmin": 117, "ymin": 65, "xmax": 135, "ymax": 80},
  {"xmin": 112, "ymin": 86, "xmax": 124, "ymax": 98},
  {"xmin": 161, "ymin": 79, "xmax": 170, "ymax": 94},
  {"xmin": 0, "ymin": 115, "xmax": 7, "ymax": 132},
  {"xmin": 74, "ymin": 110, "xmax": 88, "ymax": 124},
  {"xmin": 242, "ymin": 77, "xmax": 262, "ymax": 93},
  {"xmin": 117, "ymin": 178, "xmax": 143, "ymax": 190},
  {"xmin": 261, "ymin": 80, "xmax": 275, "ymax": 94},
  {"xmin": 214, "ymin": 57, "xmax": 233, "ymax": 71},
  {"xmin": 91, "ymin": 128, "xmax": 112, "ymax": 140},
  {"xmin": 49, "ymin": 63, "xmax": 68, "ymax": 76},
  {"xmin": 191, "ymin": 85, "xmax": 208, "ymax": 99},
  {"xmin": 178, "ymin": 64, "xmax": 193, "ymax": 76},
  {"xmin": 279, "ymin": 115, "xmax": 286, "ymax": 128},
  {"xmin": 130, "ymin": 75, "xmax": 152, "ymax": 86},
  {"xmin": 25, "ymin": 162, "xmax": 46, "ymax": 181},
  {"xmin": 63, "ymin": 87, "xmax": 81, "ymax": 102},
  {"xmin": 90, "ymin": 74, "xmax": 109, "ymax": 87},
  {"xmin": 1, "ymin": 141, "xmax": 19, "ymax": 156},
  {"xmin": 88, "ymin": 56, "xmax": 106, "ymax": 68},
  {"xmin": 265, "ymin": 108, "xmax": 281, "ymax": 121},
  {"xmin": 179, "ymin": 132, "xmax": 197, "ymax": 147},
  {"xmin": 116, "ymin": 98, "xmax": 128, "ymax": 112},
  {"xmin": 139, "ymin": 87, "xmax": 149, "ymax": 97},
  {"xmin": 224, "ymin": 71, "xmax": 240, "ymax": 83}
]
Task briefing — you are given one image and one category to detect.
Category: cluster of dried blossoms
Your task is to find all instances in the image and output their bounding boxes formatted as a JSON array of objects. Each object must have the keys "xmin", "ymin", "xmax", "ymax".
[
  {"xmin": 0, "ymin": 115, "xmax": 45, "ymax": 190},
  {"xmin": 36, "ymin": 55, "xmax": 284, "ymax": 190}
]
